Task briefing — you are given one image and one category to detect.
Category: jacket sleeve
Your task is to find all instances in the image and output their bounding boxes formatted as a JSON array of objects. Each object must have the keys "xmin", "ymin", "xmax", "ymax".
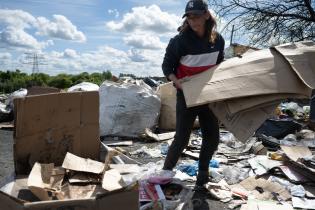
[
  {"xmin": 162, "ymin": 36, "xmax": 182, "ymax": 79},
  {"xmin": 216, "ymin": 34, "xmax": 225, "ymax": 64}
]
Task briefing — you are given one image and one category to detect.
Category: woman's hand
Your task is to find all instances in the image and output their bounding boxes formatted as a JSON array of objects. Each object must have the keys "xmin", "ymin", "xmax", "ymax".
[{"xmin": 168, "ymin": 74, "xmax": 182, "ymax": 90}]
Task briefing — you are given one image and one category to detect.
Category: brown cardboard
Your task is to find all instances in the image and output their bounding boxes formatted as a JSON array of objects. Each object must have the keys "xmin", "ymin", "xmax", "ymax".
[
  {"xmin": 156, "ymin": 82, "xmax": 199, "ymax": 130},
  {"xmin": 239, "ymin": 176, "xmax": 291, "ymax": 201},
  {"xmin": 62, "ymin": 152, "xmax": 104, "ymax": 174},
  {"xmin": 102, "ymin": 169, "xmax": 124, "ymax": 191},
  {"xmin": 14, "ymin": 92, "xmax": 100, "ymax": 175},
  {"xmin": 27, "ymin": 163, "xmax": 65, "ymax": 201},
  {"xmin": 281, "ymin": 145, "xmax": 312, "ymax": 162},
  {"xmin": 274, "ymin": 41, "xmax": 315, "ymax": 89},
  {"xmin": 182, "ymin": 48, "xmax": 311, "ymax": 107},
  {"xmin": 241, "ymin": 200, "xmax": 294, "ymax": 210},
  {"xmin": 156, "ymin": 82, "xmax": 177, "ymax": 130},
  {"xmin": 0, "ymin": 180, "xmax": 138, "ymax": 210},
  {"xmin": 181, "ymin": 41, "xmax": 315, "ymax": 141},
  {"xmin": 210, "ymin": 102, "xmax": 278, "ymax": 142},
  {"xmin": 225, "ymin": 93, "xmax": 305, "ymax": 115},
  {"xmin": 144, "ymin": 128, "xmax": 175, "ymax": 142},
  {"xmin": 0, "ymin": 91, "xmax": 139, "ymax": 210}
]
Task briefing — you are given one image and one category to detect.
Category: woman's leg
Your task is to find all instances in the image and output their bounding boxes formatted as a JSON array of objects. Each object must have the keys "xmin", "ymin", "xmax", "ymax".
[
  {"xmin": 196, "ymin": 105, "xmax": 219, "ymax": 186},
  {"xmin": 163, "ymin": 90, "xmax": 197, "ymax": 170}
]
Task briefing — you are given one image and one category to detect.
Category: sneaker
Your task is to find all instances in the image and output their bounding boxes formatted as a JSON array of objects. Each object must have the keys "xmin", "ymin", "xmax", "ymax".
[{"xmin": 191, "ymin": 185, "xmax": 210, "ymax": 208}]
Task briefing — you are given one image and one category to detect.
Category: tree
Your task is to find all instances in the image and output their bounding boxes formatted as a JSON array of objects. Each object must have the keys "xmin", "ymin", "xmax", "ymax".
[
  {"xmin": 48, "ymin": 74, "xmax": 73, "ymax": 89},
  {"xmin": 209, "ymin": 0, "xmax": 315, "ymax": 46}
]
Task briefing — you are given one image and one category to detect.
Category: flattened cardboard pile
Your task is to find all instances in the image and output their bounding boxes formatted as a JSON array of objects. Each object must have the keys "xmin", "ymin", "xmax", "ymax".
[
  {"xmin": 181, "ymin": 41, "xmax": 315, "ymax": 142},
  {"xmin": 0, "ymin": 92, "xmax": 138, "ymax": 210},
  {"xmin": 27, "ymin": 152, "xmax": 135, "ymax": 201}
]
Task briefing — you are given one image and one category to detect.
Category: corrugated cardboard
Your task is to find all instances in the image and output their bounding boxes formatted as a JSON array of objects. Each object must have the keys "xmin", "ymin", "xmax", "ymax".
[
  {"xmin": 210, "ymin": 102, "xmax": 279, "ymax": 142},
  {"xmin": 0, "ymin": 91, "xmax": 139, "ymax": 210},
  {"xmin": 156, "ymin": 82, "xmax": 199, "ymax": 130},
  {"xmin": 274, "ymin": 41, "xmax": 315, "ymax": 89},
  {"xmin": 182, "ymin": 48, "xmax": 311, "ymax": 107},
  {"xmin": 281, "ymin": 145, "xmax": 312, "ymax": 162},
  {"xmin": 62, "ymin": 152, "xmax": 105, "ymax": 174},
  {"xmin": 0, "ymin": 181, "xmax": 138, "ymax": 210},
  {"xmin": 156, "ymin": 82, "xmax": 177, "ymax": 130},
  {"xmin": 14, "ymin": 92, "xmax": 100, "ymax": 175},
  {"xmin": 181, "ymin": 41, "xmax": 315, "ymax": 141}
]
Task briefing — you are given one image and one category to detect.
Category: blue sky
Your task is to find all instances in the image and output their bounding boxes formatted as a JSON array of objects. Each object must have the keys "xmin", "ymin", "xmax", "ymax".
[{"xmin": 0, "ymin": 0, "xmax": 231, "ymax": 76}]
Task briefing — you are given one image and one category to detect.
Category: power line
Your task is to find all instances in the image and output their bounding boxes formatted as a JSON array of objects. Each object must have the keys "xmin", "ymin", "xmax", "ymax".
[{"xmin": 22, "ymin": 52, "xmax": 47, "ymax": 74}]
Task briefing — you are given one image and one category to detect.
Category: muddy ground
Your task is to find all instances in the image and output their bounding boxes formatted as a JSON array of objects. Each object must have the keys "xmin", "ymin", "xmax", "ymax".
[{"xmin": 0, "ymin": 129, "xmax": 232, "ymax": 210}]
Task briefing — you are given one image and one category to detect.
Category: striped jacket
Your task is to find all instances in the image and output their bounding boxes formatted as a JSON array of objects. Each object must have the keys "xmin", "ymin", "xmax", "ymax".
[{"xmin": 162, "ymin": 28, "xmax": 225, "ymax": 79}]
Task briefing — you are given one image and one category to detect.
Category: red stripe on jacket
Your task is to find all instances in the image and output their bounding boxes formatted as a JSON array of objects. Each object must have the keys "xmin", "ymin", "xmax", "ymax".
[{"xmin": 176, "ymin": 64, "xmax": 216, "ymax": 79}]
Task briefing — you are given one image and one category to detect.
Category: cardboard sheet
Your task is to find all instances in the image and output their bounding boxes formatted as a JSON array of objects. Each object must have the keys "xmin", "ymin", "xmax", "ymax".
[
  {"xmin": 14, "ymin": 91, "xmax": 100, "ymax": 175},
  {"xmin": 210, "ymin": 103, "xmax": 278, "ymax": 142},
  {"xmin": 102, "ymin": 169, "xmax": 124, "ymax": 191},
  {"xmin": 280, "ymin": 145, "xmax": 312, "ymax": 162},
  {"xmin": 56, "ymin": 183, "xmax": 105, "ymax": 200},
  {"xmin": 144, "ymin": 128, "xmax": 175, "ymax": 142},
  {"xmin": 182, "ymin": 48, "xmax": 311, "ymax": 107},
  {"xmin": 62, "ymin": 152, "xmax": 104, "ymax": 174},
  {"xmin": 241, "ymin": 200, "xmax": 294, "ymax": 210},
  {"xmin": 274, "ymin": 41, "xmax": 315, "ymax": 89},
  {"xmin": 109, "ymin": 164, "xmax": 140, "ymax": 174},
  {"xmin": 181, "ymin": 41, "xmax": 315, "ymax": 141},
  {"xmin": 240, "ymin": 176, "xmax": 291, "ymax": 201},
  {"xmin": 27, "ymin": 163, "xmax": 65, "ymax": 201},
  {"xmin": 1, "ymin": 92, "xmax": 139, "ymax": 210}
]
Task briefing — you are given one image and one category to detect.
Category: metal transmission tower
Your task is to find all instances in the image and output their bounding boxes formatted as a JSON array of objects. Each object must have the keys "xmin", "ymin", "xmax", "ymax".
[{"xmin": 22, "ymin": 52, "xmax": 47, "ymax": 74}]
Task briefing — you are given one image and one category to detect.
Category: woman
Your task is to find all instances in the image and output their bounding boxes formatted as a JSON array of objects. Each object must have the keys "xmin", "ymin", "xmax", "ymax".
[{"xmin": 162, "ymin": 0, "xmax": 225, "ymax": 188}]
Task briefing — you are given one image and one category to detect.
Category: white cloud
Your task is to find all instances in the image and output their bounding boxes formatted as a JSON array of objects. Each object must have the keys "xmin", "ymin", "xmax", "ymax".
[
  {"xmin": 0, "ymin": 9, "xmax": 86, "ymax": 51},
  {"xmin": 36, "ymin": 15, "xmax": 86, "ymax": 42},
  {"xmin": 0, "ymin": 27, "xmax": 51, "ymax": 50},
  {"xmin": 0, "ymin": 52, "xmax": 12, "ymax": 60},
  {"xmin": 63, "ymin": 48, "xmax": 78, "ymax": 58},
  {"xmin": 39, "ymin": 45, "xmax": 164, "ymax": 76},
  {"xmin": 123, "ymin": 34, "xmax": 166, "ymax": 49},
  {"xmin": 0, "ymin": 9, "xmax": 36, "ymax": 29},
  {"xmin": 108, "ymin": 9, "xmax": 120, "ymax": 18},
  {"xmin": 106, "ymin": 5, "xmax": 181, "ymax": 34}
]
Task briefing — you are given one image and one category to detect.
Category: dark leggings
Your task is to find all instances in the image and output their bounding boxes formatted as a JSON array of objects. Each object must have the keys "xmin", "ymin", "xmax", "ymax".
[
  {"xmin": 310, "ymin": 89, "xmax": 315, "ymax": 122},
  {"xmin": 163, "ymin": 90, "xmax": 219, "ymax": 172}
]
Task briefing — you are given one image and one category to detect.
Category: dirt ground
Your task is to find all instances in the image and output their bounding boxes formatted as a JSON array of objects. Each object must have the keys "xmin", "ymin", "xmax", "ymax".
[
  {"xmin": 0, "ymin": 129, "xmax": 232, "ymax": 210},
  {"xmin": 0, "ymin": 129, "xmax": 14, "ymax": 183}
]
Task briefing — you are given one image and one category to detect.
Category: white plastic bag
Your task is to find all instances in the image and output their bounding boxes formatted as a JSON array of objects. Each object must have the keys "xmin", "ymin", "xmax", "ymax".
[
  {"xmin": 67, "ymin": 82, "xmax": 99, "ymax": 92},
  {"xmin": 5, "ymin": 88, "xmax": 27, "ymax": 109},
  {"xmin": 99, "ymin": 80, "xmax": 161, "ymax": 137}
]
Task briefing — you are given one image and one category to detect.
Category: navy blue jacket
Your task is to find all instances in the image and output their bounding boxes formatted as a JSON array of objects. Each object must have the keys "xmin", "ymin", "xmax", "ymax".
[{"xmin": 162, "ymin": 28, "xmax": 225, "ymax": 79}]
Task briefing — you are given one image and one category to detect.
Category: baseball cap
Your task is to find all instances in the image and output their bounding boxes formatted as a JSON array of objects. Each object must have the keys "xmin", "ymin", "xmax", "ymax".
[{"xmin": 182, "ymin": 0, "xmax": 208, "ymax": 18}]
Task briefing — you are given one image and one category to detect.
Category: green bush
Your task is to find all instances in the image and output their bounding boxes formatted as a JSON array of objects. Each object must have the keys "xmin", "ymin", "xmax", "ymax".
[{"xmin": 0, "ymin": 70, "xmax": 112, "ymax": 93}]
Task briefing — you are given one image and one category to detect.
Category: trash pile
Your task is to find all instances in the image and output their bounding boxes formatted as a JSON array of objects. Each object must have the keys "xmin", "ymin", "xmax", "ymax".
[
  {"xmin": 118, "ymin": 127, "xmax": 315, "ymax": 209},
  {"xmin": 0, "ymin": 88, "xmax": 27, "ymax": 125},
  {"xmin": 2, "ymin": 41, "xmax": 315, "ymax": 210}
]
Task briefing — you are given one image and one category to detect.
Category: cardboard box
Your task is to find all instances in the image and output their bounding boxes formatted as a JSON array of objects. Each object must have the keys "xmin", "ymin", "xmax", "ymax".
[{"xmin": 0, "ymin": 91, "xmax": 139, "ymax": 210}]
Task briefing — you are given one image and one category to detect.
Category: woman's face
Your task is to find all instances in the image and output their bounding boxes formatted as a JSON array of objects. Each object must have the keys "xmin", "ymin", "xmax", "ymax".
[{"xmin": 186, "ymin": 12, "xmax": 208, "ymax": 36}]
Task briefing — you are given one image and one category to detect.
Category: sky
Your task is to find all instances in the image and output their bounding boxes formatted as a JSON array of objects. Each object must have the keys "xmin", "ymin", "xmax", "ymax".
[{"xmin": 0, "ymin": 0, "xmax": 232, "ymax": 76}]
